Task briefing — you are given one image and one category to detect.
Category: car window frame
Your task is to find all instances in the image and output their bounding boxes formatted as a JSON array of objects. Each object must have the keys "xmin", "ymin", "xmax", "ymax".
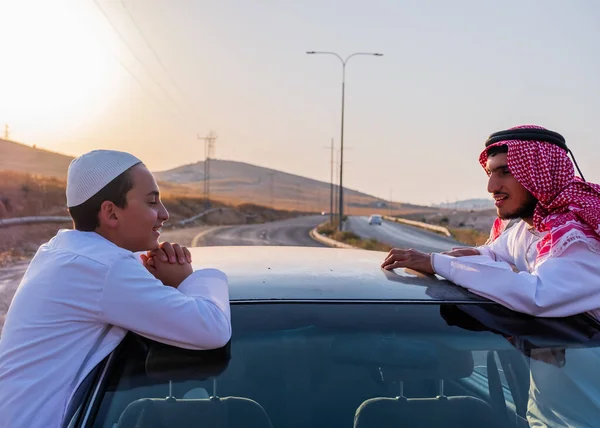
[
  {"xmin": 63, "ymin": 356, "xmax": 110, "ymax": 428},
  {"xmin": 74, "ymin": 302, "xmax": 600, "ymax": 427},
  {"xmin": 74, "ymin": 348, "xmax": 122, "ymax": 428}
]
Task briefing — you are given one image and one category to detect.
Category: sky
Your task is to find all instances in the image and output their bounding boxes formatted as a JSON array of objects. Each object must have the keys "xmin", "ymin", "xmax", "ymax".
[{"xmin": 1, "ymin": 0, "xmax": 600, "ymax": 205}]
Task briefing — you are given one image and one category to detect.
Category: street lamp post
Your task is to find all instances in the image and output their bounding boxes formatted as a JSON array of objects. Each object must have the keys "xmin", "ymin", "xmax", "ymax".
[{"xmin": 306, "ymin": 51, "xmax": 382, "ymax": 230}]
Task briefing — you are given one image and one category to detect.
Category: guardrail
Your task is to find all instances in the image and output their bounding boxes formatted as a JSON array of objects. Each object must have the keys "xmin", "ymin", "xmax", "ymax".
[
  {"xmin": 0, "ymin": 208, "xmax": 227, "ymax": 229},
  {"xmin": 0, "ymin": 216, "xmax": 72, "ymax": 228},
  {"xmin": 177, "ymin": 208, "xmax": 223, "ymax": 226},
  {"xmin": 382, "ymin": 215, "xmax": 451, "ymax": 237},
  {"xmin": 175, "ymin": 207, "xmax": 262, "ymax": 227},
  {"xmin": 0, "ymin": 207, "xmax": 283, "ymax": 230}
]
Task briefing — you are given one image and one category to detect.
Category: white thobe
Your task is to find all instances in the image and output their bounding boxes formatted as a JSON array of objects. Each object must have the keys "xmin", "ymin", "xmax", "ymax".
[
  {"xmin": 0, "ymin": 229, "xmax": 231, "ymax": 428},
  {"xmin": 432, "ymin": 220, "xmax": 600, "ymax": 320},
  {"xmin": 432, "ymin": 220, "xmax": 600, "ymax": 427}
]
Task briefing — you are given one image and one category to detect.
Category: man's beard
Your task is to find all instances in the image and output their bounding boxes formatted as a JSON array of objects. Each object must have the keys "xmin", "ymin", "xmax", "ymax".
[{"xmin": 500, "ymin": 193, "xmax": 538, "ymax": 220}]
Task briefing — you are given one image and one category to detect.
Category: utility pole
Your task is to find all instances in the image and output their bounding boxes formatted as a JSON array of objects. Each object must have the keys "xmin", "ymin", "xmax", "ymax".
[
  {"xmin": 268, "ymin": 172, "xmax": 275, "ymax": 207},
  {"xmin": 389, "ymin": 189, "xmax": 393, "ymax": 217},
  {"xmin": 341, "ymin": 153, "xmax": 352, "ymax": 219},
  {"xmin": 296, "ymin": 184, "xmax": 301, "ymax": 212},
  {"xmin": 322, "ymin": 138, "xmax": 335, "ymax": 225},
  {"xmin": 334, "ymin": 148, "xmax": 339, "ymax": 223},
  {"xmin": 3, "ymin": 124, "xmax": 9, "ymax": 140},
  {"xmin": 329, "ymin": 138, "xmax": 334, "ymax": 224},
  {"xmin": 197, "ymin": 131, "xmax": 217, "ymax": 209}
]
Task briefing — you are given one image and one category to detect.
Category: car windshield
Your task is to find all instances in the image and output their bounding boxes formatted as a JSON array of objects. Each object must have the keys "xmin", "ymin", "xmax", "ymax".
[{"xmin": 91, "ymin": 303, "xmax": 600, "ymax": 428}]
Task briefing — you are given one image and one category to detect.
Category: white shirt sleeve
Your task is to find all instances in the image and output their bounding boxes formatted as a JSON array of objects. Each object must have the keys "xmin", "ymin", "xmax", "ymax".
[
  {"xmin": 475, "ymin": 245, "xmax": 494, "ymax": 259},
  {"xmin": 475, "ymin": 224, "xmax": 514, "ymax": 263},
  {"xmin": 99, "ymin": 258, "xmax": 231, "ymax": 350},
  {"xmin": 431, "ymin": 242, "xmax": 600, "ymax": 318}
]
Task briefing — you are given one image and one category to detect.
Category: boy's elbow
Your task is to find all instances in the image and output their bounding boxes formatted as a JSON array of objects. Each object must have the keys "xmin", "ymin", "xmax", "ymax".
[
  {"xmin": 190, "ymin": 310, "xmax": 232, "ymax": 350},
  {"xmin": 208, "ymin": 315, "xmax": 232, "ymax": 348},
  {"xmin": 211, "ymin": 330, "xmax": 232, "ymax": 349}
]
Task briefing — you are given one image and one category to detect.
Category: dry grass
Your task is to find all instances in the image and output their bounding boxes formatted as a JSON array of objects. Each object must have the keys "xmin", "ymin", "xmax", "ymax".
[
  {"xmin": 448, "ymin": 227, "xmax": 490, "ymax": 246},
  {"xmin": 317, "ymin": 222, "xmax": 392, "ymax": 252},
  {"xmin": 400, "ymin": 207, "xmax": 496, "ymax": 246},
  {"xmin": 0, "ymin": 171, "xmax": 69, "ymax": 218},
  {"xmin": 0, "ymin": 222, "xmax": 71, "ymax": 267}
]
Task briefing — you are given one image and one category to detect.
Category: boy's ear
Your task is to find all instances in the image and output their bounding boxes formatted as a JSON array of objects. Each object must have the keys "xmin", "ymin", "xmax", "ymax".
[{"xmin": 98, "ymin": 201, "xmax": 119, "ymax": 228}]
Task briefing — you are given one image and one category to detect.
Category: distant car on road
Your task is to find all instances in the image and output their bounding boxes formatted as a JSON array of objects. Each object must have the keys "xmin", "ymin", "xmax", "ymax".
[{"xmin": 368, "ymin": 214, "xmax": 382, "ymax": 225}]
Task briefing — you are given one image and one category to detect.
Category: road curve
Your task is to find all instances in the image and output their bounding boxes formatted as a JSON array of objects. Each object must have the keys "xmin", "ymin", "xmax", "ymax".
[
  {"xmin": 194, "ymin": 215, "xmax": 327, "ymax": 247},
  {"xmin": 346, "ymin": 216, "xmax": 460, "ymax": 253}
]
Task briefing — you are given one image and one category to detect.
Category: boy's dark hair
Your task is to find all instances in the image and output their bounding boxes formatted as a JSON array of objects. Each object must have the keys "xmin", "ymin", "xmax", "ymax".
[
  {"xmin": 486, "ymin": 144, "xmax": 508, "ymax": 157},
  {"xmin": 68, "ymin": 167, "xmax": 136, "ymax": 231}
]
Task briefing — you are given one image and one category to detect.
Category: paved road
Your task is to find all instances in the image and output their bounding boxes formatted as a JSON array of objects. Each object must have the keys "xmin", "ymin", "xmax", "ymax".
[
  {"xmin": 195, "ymin": 215, "xmax": 326, "ymax": 247},
  {"xmin": 346, "ymin": 216, "xmax": 460, "ymax": 253}
]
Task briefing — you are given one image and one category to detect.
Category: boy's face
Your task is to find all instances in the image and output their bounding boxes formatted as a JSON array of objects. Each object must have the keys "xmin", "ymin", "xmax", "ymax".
[
  {"xmin": 486, "ymin": 153, "xmax": 537, "ymax": 221},
  {"xmin": 108, "ymin": 164, "xmax": 169, "ymax": 252}
]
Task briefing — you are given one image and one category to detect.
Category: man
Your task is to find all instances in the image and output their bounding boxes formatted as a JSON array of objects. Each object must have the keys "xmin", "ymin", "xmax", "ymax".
[
  {"xmin": 0, "ymin": 150, "xmax": 231, "ymax": 428},
  {"xmin": 382, "ymin": 125, "xmax": 600, "ymax": 320}
]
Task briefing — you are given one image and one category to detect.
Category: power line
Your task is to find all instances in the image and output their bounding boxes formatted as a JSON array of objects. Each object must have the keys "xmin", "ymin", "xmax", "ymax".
[
  {"xmin": 114, "ymin": 55, "xmax": 179, "ymax": 116},
  {"xmin": 92, "ymin": 0, "xmax": 188, "ymax": 119},
  {"xmin": 120, "ymin": 0, "xmax": 193, "ymax": 110}
]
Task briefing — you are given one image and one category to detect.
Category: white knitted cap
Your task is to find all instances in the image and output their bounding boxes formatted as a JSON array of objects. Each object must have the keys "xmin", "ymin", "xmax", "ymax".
[{"xmin": 66, "ymin": 150, "xmax": 142, "ymax": 207}]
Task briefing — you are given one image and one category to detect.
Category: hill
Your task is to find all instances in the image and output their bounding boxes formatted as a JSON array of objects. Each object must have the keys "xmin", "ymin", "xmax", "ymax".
[
  {"xmin": 0, "ymin": 138, "xmax": 74, "ymax": 179},
  {"xmin": 434, "ymin": 198, "xmax": 495, "ymax": 211},
  {"xmin": 154, "ymin": 159, "xmax": 434, "ymax": 215},
  {"xmin": 1, "ymin": 139, "xmax": 436, "ymax": 216}
]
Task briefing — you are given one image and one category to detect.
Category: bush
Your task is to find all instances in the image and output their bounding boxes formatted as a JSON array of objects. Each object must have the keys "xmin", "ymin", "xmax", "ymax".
[
  {"xmin": 362, "ymin": 238, "xmax": 391, "ymax": 251},
  {"xmin": 448, "ymin": 227, "xmax": 488, "ymax": 246},
  {"xmin": 338, "ymin": 231, "xmax": 360, "ymax": 241},
  {"xmin": 317, "ymin": 223, "xmax": 335, "ymax": 237},
  {"xmin": 325, "ymin": 230, "xmax": 392, "ymax": 252}
]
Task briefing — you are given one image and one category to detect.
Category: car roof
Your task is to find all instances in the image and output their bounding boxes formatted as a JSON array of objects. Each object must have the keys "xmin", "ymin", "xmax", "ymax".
[{"xmin": 189, "ymin": 246, "xmax": 491, "ymax": 304}]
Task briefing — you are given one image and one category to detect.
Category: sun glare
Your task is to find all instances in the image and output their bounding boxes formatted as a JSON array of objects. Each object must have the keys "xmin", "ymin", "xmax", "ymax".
[{"xmin": 0, "ymin": 0, "xmax": 121, "ymax": 142}]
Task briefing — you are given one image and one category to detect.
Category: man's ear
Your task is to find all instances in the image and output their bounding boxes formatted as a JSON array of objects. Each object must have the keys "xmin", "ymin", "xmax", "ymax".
[{"xmin": 98, "ymin": 200, "xmax": 119, "ymax": 229}]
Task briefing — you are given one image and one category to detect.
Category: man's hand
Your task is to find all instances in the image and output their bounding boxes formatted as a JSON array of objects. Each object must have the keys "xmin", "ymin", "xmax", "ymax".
[
  {"xmin": 381, "ymin": 248, "xmax": 435, "ymax": 275},
  {"xmin": 140, "ymin": 242, "xmax": 193, "ymax": 287},
  {"xmin": 441, "ymin": 247, "xmax": 481, "ymax": 257}
]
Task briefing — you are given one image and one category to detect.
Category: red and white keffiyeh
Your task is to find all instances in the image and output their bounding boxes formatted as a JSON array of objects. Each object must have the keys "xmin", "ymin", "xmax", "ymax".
[{"xmin": 479, "ymin": 125, "xmax": 600, "ymax": 263}]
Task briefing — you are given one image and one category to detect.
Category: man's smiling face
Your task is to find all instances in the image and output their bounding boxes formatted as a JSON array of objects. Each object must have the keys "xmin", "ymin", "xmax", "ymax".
[{"xmin": 486, "ymin": 152, "xmax": 537, "ymax": 222}]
